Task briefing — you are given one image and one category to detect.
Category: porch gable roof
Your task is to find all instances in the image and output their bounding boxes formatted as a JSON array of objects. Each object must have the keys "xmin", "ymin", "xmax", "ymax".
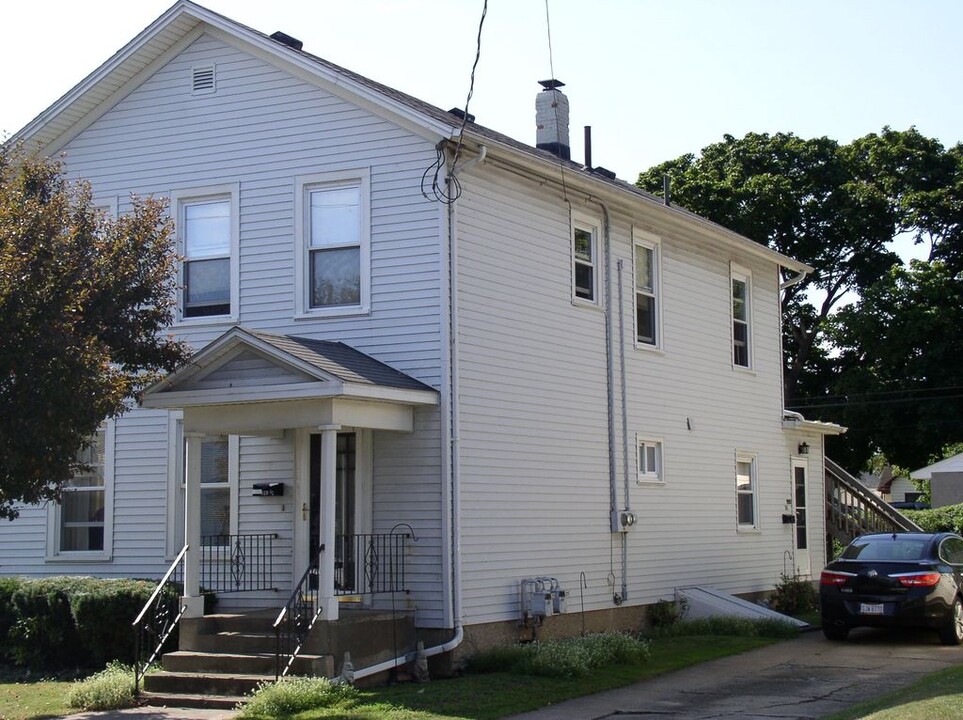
[{"xmin": 142, "ymin": 326, "xmax": 438, "ymax": 410}]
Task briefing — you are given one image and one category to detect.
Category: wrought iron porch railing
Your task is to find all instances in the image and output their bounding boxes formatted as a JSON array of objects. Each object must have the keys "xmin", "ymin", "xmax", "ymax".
[
  {"xmin": 274, "ymin": 559, "xmax": 322, "ymax": 679},
  {"xmin": 201, "ymin": 533, "xmax": 278, "ymax": 593},
  {"xmin": 335, "ymin": 531, "xmax": 411, "ymax": 596},
  {"xmin": 825, "ymin": 457, "xmax": 922, "ymax": 549},
  {"xmin": 133, "ymin": 545, "xmax": 187, "ymax": 696}
]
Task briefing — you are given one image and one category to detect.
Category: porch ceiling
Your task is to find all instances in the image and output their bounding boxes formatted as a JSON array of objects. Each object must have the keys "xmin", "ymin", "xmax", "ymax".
[{"xmin": 141, "ymin": 327, "xmax": 438, "ymax": 433}]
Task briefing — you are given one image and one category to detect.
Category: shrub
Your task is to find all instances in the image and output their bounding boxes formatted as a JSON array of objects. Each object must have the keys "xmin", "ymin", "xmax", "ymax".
[
  {"xmin": 467, "ymin": 632, "xmax": 650, "ymax": 679},
  {"xmin": 0, "ymin": 576, "xmax": 20, "ymax": 662},
  {"xmin": 68, "ymin": 662, "xmax": 137, "ymax": 711},
  {"xmin": 769, "ymin": 573, "xmax": 817, "ymax": 615},
  {"xmin": 648, "ymin": 615, "xmax": 800, "ymax": 639},
  {"xmin": 906, "ymin": 504, "xmax": 963, "ymax": 534},
  {"xmin": 2, "ymin": 576, "xmax": 160, "ymax": 671},
  {"xmin": 238, "ymin": 676, "xmax": 358, "ymax": 717},
  {"xmin": 647, "ymin": 596, "xmax": 688, "ymax": 628}
]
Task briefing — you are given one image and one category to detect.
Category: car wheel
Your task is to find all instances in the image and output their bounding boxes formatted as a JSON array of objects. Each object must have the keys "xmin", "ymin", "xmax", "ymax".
[
  {"xmin": 823, "ymin": 622, "xmax": 849, "ymax": 641},
  {"xmin": 939, "ymin": 598, "xmax": 963, "ymax": 646}
]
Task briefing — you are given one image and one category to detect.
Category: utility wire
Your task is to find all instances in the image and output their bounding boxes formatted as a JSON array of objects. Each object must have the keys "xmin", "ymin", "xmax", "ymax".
[
  {"xmin": 421, "ymin": 0, "xmax": 488, "ymax": 205},
  {"xmin": 543, "ymin": 0, "xmax": 569, "ymax": 203}
]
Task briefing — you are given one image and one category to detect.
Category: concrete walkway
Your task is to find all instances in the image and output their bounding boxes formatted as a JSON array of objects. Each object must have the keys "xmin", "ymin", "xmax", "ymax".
[
  {"xmin": 508, "ymin": 627, "xmax": 963, "ymax": 720},
  {"xmin": 61, "ymin": 627, "xmax": 962, "ymax": 720}
]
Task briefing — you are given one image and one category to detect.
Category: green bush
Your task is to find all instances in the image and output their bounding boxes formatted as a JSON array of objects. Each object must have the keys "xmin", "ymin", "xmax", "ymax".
[
  {"xmin": 68, "ymin": 662, "xmax": 137, "ymax": 711},
  {"xmin": 648, "ymin": 615, "xmax": 800, "ymax": 639},
  {"xmin": 1, "ymin": 576, "xmax": 161, "ymax": 671},
  {"xmin": 467, "ymin": 632, "xmax": 650, "ymax": 679},
  {"xmin": 647, "ymin": 597, "xmax": 688, "ymax": 628},
  {"xmin": 238, "ymin": 676, "xmax": 358, "ymax": 717},
  {"xmin": 769, "ymin": 573, "xmax": 817, "ymax": 615},
  {"xmin": 906, "ymin": 504, "xmax": 963, "ymax": 534}
]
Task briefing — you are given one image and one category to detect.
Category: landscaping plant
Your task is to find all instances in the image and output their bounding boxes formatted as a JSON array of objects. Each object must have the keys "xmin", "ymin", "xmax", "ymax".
[{"xmin": 67, "ymin": 662, "xmax": 137, "ymax": 712}]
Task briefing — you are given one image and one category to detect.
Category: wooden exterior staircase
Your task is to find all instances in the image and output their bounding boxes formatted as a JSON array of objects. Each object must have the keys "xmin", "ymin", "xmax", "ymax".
[{"xmin": 825, "ymin": 457, "xmax": 922, "ymax": 550}]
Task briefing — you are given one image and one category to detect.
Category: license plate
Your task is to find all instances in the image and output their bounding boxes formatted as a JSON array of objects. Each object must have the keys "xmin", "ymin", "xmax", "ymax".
[{"xmin": 860, "ymin": 603, "xmax": 884, "ymax": 615}]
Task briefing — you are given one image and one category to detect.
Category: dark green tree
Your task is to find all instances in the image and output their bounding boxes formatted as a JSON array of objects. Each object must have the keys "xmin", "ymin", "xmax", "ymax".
[{"xmin": 0, "ymin": 147, "xmax": 190, "ymax": 519}]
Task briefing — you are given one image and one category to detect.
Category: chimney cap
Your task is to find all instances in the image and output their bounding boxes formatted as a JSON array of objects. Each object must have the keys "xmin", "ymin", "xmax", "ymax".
[{"xmin": 538, "ymin": 79, "xmax": 565, "ymax": 91}]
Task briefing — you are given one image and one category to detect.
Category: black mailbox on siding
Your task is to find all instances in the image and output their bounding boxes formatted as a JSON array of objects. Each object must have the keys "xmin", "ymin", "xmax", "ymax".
[{"xmin": 253, "ymin": 482, "xmax": 283, "ymax": 497}]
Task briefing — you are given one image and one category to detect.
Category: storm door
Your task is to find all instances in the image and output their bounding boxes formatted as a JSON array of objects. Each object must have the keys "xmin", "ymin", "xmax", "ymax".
[
  {"xmin": 309, "ymin": 432, "xmax": 357, "ymax": 592},
  {"xmin": 791, "ymin": 458, "xmax": 810, "ymax": 576}
]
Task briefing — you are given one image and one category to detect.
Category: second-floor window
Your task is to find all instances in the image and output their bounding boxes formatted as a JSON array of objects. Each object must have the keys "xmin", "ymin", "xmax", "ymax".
[
  {"xmin": 296, "ymin": 171, "xmax": 370, "ymax": 317},
  {"xmin": 572, "ymin": 219, "xmax": 599, "ymax": 303},
  {"xmin": 634, "ymin": 231, "xmax": 661, "ymax": 347},
  {"xmin": 174, "ymin": 185, "xmax": 238, "ymax": 322},
  {"xmin": 731, "ymin": 264, "xmax": 752, "ymax": 368}
]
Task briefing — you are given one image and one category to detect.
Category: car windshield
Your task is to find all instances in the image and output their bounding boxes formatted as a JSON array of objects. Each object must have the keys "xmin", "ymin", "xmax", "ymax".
[{"xmin": 842, "ymin": 536, "xmax": 930, "ymax": 562}]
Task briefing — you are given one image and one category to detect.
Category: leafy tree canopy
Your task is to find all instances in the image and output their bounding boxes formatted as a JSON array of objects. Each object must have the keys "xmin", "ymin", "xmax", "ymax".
[
  {"xmin": 637, "ymin": 128, "xmax": 963, "ymax": 470},
  {"xmin": 0, "ymin": 147, "xmax": 190, "ymax": 519}
]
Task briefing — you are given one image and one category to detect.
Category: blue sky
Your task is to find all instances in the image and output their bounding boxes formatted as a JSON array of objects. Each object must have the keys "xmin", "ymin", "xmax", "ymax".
[{"xmin": 2, "ymin": 0, "xmax": 960, "ymax": 237}]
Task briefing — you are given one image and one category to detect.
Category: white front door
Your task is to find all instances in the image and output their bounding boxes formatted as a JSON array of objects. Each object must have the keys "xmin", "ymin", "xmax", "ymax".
[{"xmin": 791, "ymin": 457, "xmax": 810, "ymax": 576}]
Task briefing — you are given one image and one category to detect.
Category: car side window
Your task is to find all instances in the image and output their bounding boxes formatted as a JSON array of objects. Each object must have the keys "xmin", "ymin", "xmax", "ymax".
[{"xmin": 939, "ymin": 537, "xmax": 963, "ymax": 565}]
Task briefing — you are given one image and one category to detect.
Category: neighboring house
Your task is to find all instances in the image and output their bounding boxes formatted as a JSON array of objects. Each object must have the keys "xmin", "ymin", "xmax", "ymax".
[
  {"xmin": 0, "ymin": 0, "xmax": 842, "ymax": 660},
  {"xmin": 913, "ymin": 453, "xmax": 963, "ymax": 508}
]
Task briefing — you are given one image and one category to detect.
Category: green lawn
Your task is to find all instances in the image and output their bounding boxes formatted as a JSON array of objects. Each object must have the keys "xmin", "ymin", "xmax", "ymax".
[
  {"xmin": 241, "ymin": 635, "xmax": 776, "ymax": 720},
  {"xmin": 0, "ymin": 679, "xmax": 73, "ymax": 720},
  {"xmin": 824, "ymin": 664, "xmax": 963, "ymax": 720}
]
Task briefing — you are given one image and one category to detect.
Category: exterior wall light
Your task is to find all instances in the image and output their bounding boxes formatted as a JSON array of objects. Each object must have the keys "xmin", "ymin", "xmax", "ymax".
[{"xmin": 798, "ymin": 442, "xmax": 810, "ymax": 455}]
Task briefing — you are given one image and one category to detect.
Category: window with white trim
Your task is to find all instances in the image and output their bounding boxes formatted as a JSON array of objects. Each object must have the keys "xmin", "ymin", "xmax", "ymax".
[
  {"xmin": 572, "ymin": 220, "xmax": 598, "ymax": 303},
  {"xmin": 637, "ymin": 437, "xmax": 663, "ymax": 483},
  {"xmin": 731, "ymin": 265, "xmax": 752, "ymax": 368},
  {"xmin": 736, "ymin": 453, "xmax": 758, "ymax": 528},
  {"xmin": 166, "ymin": 416, "xmax": 238, "ymax": 555},
  {"xmin": 47, "ymin": 424, "xmax": 114, "ymax": 559},
  {"xmin": 173, "ymin": 186, "xmax": 238, "ymax": 322},
  {"xmin": 634, "ymin": 231, "xmax": 660, "ymax": 347},
  {"xmin": 296, "ymin": 172, "xmax": 370, "ymax": 316}
]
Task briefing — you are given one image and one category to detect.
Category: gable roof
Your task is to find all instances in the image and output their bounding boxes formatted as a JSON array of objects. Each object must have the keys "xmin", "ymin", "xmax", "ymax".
[
  {"xmin": 911, "ymin": 452, "xmax": 963, "ymax": 481},
  {"xmin": 13, "ymin": 0, "xmax": 810, "ymax": 275}
]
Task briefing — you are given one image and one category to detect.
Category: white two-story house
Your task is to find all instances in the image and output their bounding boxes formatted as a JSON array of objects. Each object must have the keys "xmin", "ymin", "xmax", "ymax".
[{"xmin": 1, "ymin": 0, "xmax": 841, "ymax": 666}]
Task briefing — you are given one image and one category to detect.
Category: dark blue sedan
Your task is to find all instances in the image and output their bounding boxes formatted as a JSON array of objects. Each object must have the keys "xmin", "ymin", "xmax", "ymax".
[{"xmin": 820, "ymin": 532, "xmax": 963, "ymax": 645}]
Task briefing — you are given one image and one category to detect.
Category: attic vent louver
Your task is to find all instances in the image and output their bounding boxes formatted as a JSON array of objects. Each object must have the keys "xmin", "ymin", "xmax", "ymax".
[
  {"xmin": 192, "ymin": 65, "xmax": 216, "ymax": 95},
  {"xmin": 270, "ymin": 31, "xmax": 303, "ymax": 51}
]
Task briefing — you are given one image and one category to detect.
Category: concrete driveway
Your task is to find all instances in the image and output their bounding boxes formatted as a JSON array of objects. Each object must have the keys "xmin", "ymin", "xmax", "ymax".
[{"xmin": 508, "ymin": 627, "xmax": 963, "ymax": 720}]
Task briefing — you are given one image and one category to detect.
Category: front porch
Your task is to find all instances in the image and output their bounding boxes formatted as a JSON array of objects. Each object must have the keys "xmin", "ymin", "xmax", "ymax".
[{"xmin": 136, "ymin": 327, "xmax": 440, "ymax": 693}]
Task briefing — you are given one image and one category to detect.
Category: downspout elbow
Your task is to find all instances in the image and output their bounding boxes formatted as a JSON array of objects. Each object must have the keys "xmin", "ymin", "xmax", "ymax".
[
  {"xmin": 451, "ymin": 145, "xmax": 487, "ymax": 177},
  {"xmin": 779, "ymin": 269, "xmax": 808, "ymax": 291}
]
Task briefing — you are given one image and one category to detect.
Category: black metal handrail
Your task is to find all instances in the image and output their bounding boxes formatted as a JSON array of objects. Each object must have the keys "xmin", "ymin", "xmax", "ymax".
[
  {"xmin": 201, "ymin": 533, "xmax": 278, "ymax": 593},
  {"xmin": 274, "ymin": 557, "xmax": 322, "ymax": 679},
  {"xmin": 133, "ymin": 545, "xmax": 188, "ymax": 696},
  {"xmin": 335, "ymin": 532, "xmax": 410, "ymax": 596}
]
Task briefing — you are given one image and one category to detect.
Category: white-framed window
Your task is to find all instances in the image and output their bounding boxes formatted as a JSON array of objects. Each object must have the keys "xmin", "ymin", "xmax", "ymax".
[
  {"xmin": 165, "ymin": 413, "xmax": 238, "ymax": 557},
  {"xmin": 735, "ymin": 452, "xmax": 758, "ymax": 529},
  {"xmin": 295, "ymin": 170, "xmax": 370, "ymax": 318},
  {"xmin": 731, "ymin": 264, "xmax": 752, "ymax": 368},
  {"xmin": 634, "ymin": 229, "xmax": 661, "ymax": 348},
  {"xmin": 46, "ymin": 423, "xmax": 114, "ymax": 561},
  {"xmin": 171, "ymin": 185, "xmax": 239, "ymax": 324},
  {"xmin": 571, "ymin": 216, "xmax": 599, "ymax": 304},
  {"xmin": 637, "ymin": 437, "xmax": 663, "ymax": 483}
]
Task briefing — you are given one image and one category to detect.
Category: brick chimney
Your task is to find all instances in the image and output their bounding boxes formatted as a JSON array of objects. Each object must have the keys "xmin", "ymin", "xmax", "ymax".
[{"xmin": 536, "ymin": 79, "xmax": 570, "ymax": 160}]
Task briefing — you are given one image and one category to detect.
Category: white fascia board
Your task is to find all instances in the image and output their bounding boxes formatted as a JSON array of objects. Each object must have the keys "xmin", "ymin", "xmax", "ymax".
[
  {"xmin": 781, "ymin": 418, "xmax": 847, "ymax": 436},
  {"xmin": 141, "ymin": 380, "xmax": 341, "ymax": 408},
  {"xmin": 340, "ymin": 384, "xmax": 439, "ymax": 406},
  {"xmin": 467, "ymin": 133, "xmax": 812, "ymax": 275}
]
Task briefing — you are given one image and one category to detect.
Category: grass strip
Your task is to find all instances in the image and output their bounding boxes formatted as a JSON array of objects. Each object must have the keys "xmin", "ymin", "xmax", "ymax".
[{"xmin": 823, "ymin": 664, "xmax": 963, "ymax": 720}]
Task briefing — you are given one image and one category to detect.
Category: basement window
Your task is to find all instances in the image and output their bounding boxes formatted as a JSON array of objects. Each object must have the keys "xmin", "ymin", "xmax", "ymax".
[{"xmin": 192, "ymin": 65, "xmax": 216, "ymax": 95}]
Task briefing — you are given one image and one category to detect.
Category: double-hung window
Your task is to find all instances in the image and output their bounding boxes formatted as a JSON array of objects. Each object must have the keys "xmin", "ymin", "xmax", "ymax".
[
  {"xmin": 634, "ymin": 230, "xmax": 661, "ymax": 347},
  {"xmin": 572, "ymin": 217, "xmax": 599, "ymax": 303},
  {"xmin": 736, "ymin": 452, "xmax": 758, "ymax": 528},
  {"xmin": 731, "ymin": 264, "xmax": 752, "ymax": 368},
  {"xmin": 296, "ymin": 171, "xmax": 370, "ymax": 316},
  {"xmin": 637, "ymin": 437, "xmax": 663, "ymax": 483},
  {"xmin": 174, "ymin": 185, "xmax": 238, "ymax": 322},
  {"xmin": 47, "ymin": 424, "xmax": 114, "ymax": 559}
]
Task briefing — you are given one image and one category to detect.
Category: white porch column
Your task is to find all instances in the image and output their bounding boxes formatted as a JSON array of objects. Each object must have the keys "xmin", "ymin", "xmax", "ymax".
[
  {"xmin": 182, "ymin": 433, "xmax": 205, "ymax": 618},
  {"xmin": 319, "ymin": 426, "xmax": 340, "ymax": 621}
]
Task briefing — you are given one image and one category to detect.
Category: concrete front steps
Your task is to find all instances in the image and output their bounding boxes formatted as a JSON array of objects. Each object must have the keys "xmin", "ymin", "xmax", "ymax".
[{"xmin": 141, "ymin": 607, "xmax": 416, "ymax": 709}]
